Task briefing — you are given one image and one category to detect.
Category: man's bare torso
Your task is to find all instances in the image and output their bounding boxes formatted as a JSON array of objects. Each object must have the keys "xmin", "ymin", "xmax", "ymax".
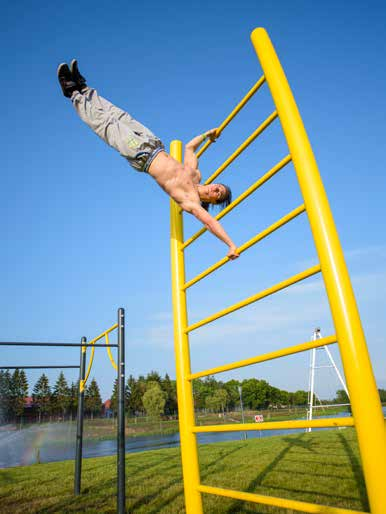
[{"xmin": 148, "ymin": 151, "xmax": 201, "ymax": 211}]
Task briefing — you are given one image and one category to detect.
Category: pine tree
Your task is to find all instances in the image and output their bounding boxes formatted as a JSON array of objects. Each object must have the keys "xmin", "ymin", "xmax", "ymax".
[
  {"xmin": 0, "ymin": 371, "xmax": 12, "ymax": 423},
  {"xmin": 32, "ymin": 374, "xmax": 51, "ymax": 423},
  {"xmin": 110, "ymin": 378, "xmax": 118, "ymax": 414},
  {"xmin": 85, "ymin": 378, "xmax": 102, "ymax": 419},
  {"xmin": 161, "ymin": 374, "xmax": 177, "ymax": 416},
  {"xmin": 10, "ymin": 369, "xmax": 29, "ymax": 422},
  {"xmin": 52, "ymin": 372, "xmax": 70, "ymax": 420},
  {"xmin": 146, "ymin": 371, "xmax": 162, "ymax": 385},
  {"xmin": 69, "ymin": 381, "xmax": 78, "ymax": 420},
  {"xmin": 126, "ymin": 375, "xmax": 146, "ymax": 416}
]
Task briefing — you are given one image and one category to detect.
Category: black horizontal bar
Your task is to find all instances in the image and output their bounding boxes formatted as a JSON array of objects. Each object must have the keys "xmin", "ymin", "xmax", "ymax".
[
  {"xmin": 0, "ymin": 342, "xmax": 118, "ymax": 348},
  {"xmin": 0, "ymin": 366, "xmax": 80, "ymax": 370}
]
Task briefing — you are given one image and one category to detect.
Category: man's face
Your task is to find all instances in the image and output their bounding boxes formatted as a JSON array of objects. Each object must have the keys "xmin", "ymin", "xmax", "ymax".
[{"xmin": 206, "ymin": 184, "xmax": 228, "ymax": 204}]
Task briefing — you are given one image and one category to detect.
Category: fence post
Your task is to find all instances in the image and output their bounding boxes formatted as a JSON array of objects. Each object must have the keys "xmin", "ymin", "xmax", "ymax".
[
  {"xmin": 117, "ymin": 307, "xmax": 126, "ymax": 514},
  {"xmin": 74, "ymin": 336, "xmax": 86, "ymax": 495}
]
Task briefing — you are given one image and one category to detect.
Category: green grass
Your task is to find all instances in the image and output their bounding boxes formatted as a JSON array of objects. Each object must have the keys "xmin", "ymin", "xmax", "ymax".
[{"xmin": 0, "ymin": 428, "xmax": 368, "ymax": 513}]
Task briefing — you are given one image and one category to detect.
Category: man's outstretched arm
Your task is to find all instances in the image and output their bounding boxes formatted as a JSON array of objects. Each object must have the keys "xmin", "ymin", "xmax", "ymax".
[{"xmin": 187, "ymin": 203, "xmax": 239, "ymax": 260}]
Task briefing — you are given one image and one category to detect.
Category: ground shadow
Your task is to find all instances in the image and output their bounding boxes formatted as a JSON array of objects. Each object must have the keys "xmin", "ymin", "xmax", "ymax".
[{"xmin": 337, "ymin": 432, "xmax": 368, "ymax": 510}]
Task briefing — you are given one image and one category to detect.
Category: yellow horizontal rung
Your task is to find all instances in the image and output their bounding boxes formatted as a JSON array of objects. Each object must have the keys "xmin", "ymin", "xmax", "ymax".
[
  {"xmin": 188, "ymin": 334, "xmax": 336, "ymax": 380},
  {"xmin": 182, "ymin": 154, "xmax": 292, "ymax": 250},
  {"xmin": 183, "ymin": 203, "xmax": 305, "ymax": 290},
  {"xmin": 196, "ymin": 76, "xmax": 266, "ymax": 159},
  {"xmin": 185, "ymin": 265, "xmax": 321, "ymax": 333},
  {"xmin": 198, "ymin": 484, "xmax": 363, "ymax": 514},
  {"xmin": 193, "ymin": 417, "xmax": 354, "ymax": 433},
  {"xmin": 205, "ymin": 110, "xmax": 278, "ymax": 185}
]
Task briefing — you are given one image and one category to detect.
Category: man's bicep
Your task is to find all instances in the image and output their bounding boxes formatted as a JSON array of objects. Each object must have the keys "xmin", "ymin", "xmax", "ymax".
[{"xmin": 183, "ymin": 147, "xmax": 198, "ymax": 168}]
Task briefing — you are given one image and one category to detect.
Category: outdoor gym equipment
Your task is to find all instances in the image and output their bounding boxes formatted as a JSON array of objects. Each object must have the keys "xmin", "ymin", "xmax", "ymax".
[
  {"xmin": 0, "ymin": 307, "xmax": 126, "ymax": 514},
  {"xmin": 170, "ymin": 27, "xmax": 386, "ymax": 514}
]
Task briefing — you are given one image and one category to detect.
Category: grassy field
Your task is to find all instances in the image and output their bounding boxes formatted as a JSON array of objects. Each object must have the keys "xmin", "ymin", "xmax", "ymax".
[{"xmin": 0, "ymin": 428, "xmax": 368, "ymax": 513}]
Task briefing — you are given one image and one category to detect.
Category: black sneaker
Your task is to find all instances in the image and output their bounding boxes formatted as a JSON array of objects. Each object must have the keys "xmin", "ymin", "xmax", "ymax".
[
  {"xmin": 70, "ymin": 59, "xmax": 87, "ymax": 91},
  {"xmin": 57, "ymin": 63, "xmax": 79, "ymax": 98}
]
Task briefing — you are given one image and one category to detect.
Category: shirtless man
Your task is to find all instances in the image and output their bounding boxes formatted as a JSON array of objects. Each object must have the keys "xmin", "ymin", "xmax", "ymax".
[{"xmin": 57, "ymin": 61, "xmax": 239, "ymax": 260}]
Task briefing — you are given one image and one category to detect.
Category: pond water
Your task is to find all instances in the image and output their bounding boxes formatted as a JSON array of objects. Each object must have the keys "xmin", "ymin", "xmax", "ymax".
[{"xmin": 1, "ymin": 408, "xmax": 384, "ymax": 469}]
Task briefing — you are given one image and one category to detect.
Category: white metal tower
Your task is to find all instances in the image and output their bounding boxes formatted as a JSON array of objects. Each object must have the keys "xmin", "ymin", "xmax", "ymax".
[{"xmin": 306, "ymin": 327, "xmax": 350, "ymax": 432}]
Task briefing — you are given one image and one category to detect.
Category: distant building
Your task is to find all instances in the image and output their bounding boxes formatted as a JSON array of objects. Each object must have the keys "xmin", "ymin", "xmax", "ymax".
[{"xmin": 102, "ymin": 399, "xmax": 113, "ymax": 418}]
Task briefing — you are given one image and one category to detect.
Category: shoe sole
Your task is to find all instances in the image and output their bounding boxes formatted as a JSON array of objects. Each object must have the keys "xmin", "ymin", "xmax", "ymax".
[
  {"xmin": 57, "ymin": 62, "xmax": 68, "ymax": 78},
  {"xmin": 70, "ymin": 59, "xmax": 86, "ymax": 82},
  {"xmin": 70, "ymin": 59, "xmax": 77, "ymax": 74}
]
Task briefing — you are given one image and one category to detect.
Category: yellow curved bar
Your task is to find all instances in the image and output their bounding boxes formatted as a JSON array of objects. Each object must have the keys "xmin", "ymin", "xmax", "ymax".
[
  {"xmin": 251, "ymin": 27, "xmax": 386, "ymax": 513},
  {"xmin": 196, "ymin": 75, "xmax": 266, "ymax": 159},
  {"xmin": 81, "ymin": 323, "xmax": 119, "ymax": 391},
  {"xmin": 105, "ymin": 332, "xmax": 118, "ymax": 371},
  {"xmin": 82, "ymin": 342, "xmax": 96, "ymax": 391}
]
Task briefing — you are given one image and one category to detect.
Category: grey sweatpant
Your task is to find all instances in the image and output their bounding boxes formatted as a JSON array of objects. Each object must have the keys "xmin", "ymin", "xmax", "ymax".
[{"xmin": 71, "ymin": 88, "xmax": 164, "ymax": 172}]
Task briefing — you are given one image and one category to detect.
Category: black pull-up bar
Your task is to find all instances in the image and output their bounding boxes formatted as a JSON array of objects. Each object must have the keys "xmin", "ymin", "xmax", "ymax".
[
  {"xmin": 0, "ymin": 365, "xmax": 80, "ymax": 369},
  {"xmin": 0, "ymin": 342, "xmax": 118, "ymax": 347}
]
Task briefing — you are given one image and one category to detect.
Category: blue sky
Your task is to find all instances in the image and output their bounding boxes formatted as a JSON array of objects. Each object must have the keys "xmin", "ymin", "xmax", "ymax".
[{"xmin": 1, "ymin": 0, "xmax": 385, "ymax": 401}]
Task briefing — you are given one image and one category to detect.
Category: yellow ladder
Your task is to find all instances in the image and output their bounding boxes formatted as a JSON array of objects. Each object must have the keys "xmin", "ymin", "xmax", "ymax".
[{"xmin": 170, "ymin": 27, "xmax": 386, "ymax": 514}]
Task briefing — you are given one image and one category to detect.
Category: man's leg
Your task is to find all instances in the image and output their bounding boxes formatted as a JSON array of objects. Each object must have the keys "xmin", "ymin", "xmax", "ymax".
[
  {"xmin": 71, "ymin": 88, "xmax": 153, "ymax": 159},
  {"xmin": 93, "ymin": 92, "xmax": 156, "ymax": 139}
]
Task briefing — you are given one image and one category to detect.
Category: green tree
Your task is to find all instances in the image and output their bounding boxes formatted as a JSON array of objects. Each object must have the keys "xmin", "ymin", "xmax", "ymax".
[
  {"xmin": 268, "ymin": 386, "xmax": 282, "ymax": 407},
  {"xmin": 278, "ymin": 389, "xmax": 289, "ymax": 406},
  {"xmin": 292, "ymin": 390, "xmax": 308, "ymax": 406},
  {"xmin": 32, "ymin": 374, "xmax": 51, "ymax": 423},
  {"xmin": 85, "ymin": 378, "xmax": 102, "ymax": 419},
  {"xmin": 193, "ymin": 376, "xmax": 218, "ymax": 410},
  {"xmin": 0, "ymin": 370, "xmax": 12, "ymax": 423},
  {"xmin": 52, "ymin": 372, "xmax": 70, "ymax": 419},
  {"xmin": 161, "ymin": 374, "xmax": 177, "ymax": 415},
  {"xmin": 335, "ymin": 389, "xmax": 350, "ymax": 404},
  {"xmin": 205, "ymin": 389, "xmax": 228, "ymax": 414},
  {"xmin": 146, "ymin": 371, "xmax": 162, "ymax": 385},
  {"xmin": 68, "ymin": 381, "xmax": 78, "ymax": 420},
  {"xmin": 110, "ymin": 378, "xmax": 118, "ymax": 414},
  {"xmin": 242, "ymin": 379, "xmax": 271, "ymax": 409},
  {"xmin": 142, "ymin": 383, "xmax": 166, "ymax": 418},
  {"xmin": 10, "ymin": 369, "xmax": 29, "ymax": 422},
  {"xmin": 224, "ymin": 380, "xmax": 241, "ymax": 411}
]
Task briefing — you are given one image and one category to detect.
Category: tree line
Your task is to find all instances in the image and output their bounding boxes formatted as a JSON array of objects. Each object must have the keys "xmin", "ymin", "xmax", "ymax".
[
  {"xmin": 0, "ymin": 370, "xmax": 102, "ymax": 423},
  {"xmin": 1, "ymin": 368, "xmax": 385, "ymax": 423}
]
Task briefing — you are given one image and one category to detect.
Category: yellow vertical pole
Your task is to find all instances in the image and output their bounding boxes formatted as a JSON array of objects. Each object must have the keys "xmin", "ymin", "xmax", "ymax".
[
  {"xmin": 170, "ymin": 140, "xmax": 203, "ymax": 514},
  {"xmin": 250, "ymin": 28, "xmax": 386, "ymax": 513}
]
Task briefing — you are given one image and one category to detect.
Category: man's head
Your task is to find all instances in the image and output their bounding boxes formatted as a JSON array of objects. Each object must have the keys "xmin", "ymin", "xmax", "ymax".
[{"xmin": 198, "ymin": 183, "xmax": 232, "ymax": 211}]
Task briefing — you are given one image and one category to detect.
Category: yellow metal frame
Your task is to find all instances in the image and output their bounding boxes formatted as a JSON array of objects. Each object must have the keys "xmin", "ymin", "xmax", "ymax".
[
  {"xmin": 170, "ymin": 27, "xmax": 386, "ymax": 514},
  {"xmin": 80, "ymin": 323, "xmax": 118, "ymax": 393}
]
